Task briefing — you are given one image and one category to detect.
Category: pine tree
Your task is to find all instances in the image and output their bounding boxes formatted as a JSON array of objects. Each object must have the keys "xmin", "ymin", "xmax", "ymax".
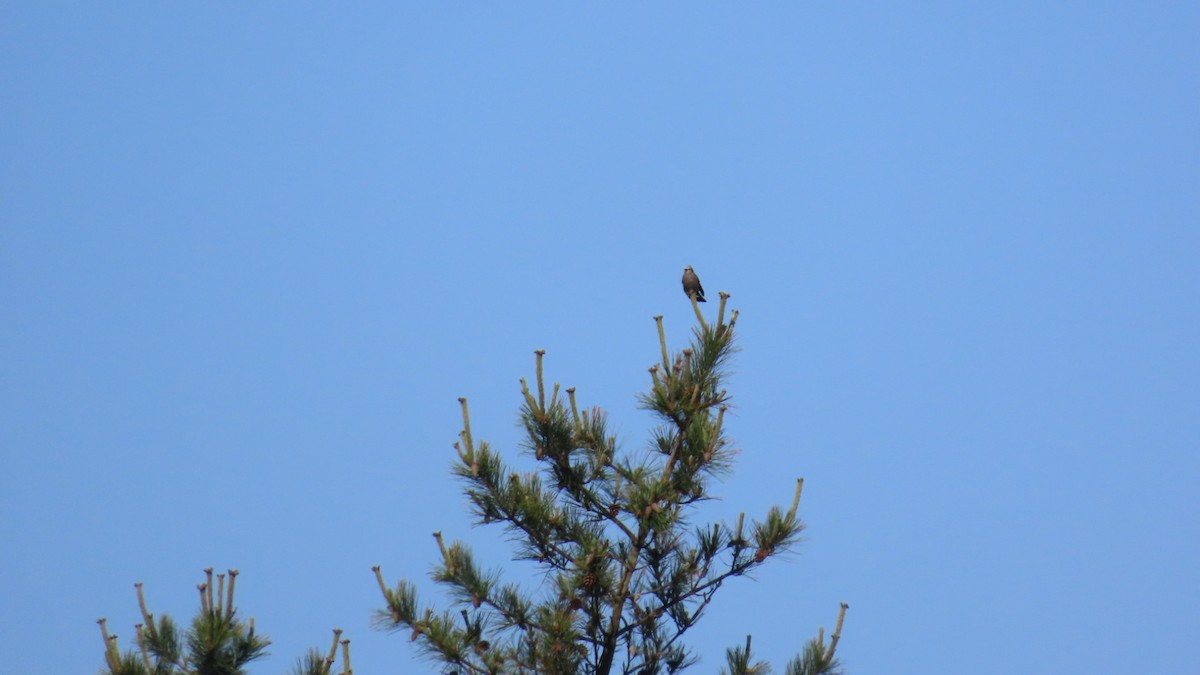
[
  {"xmin": 97, "ymin": 568, "xmax": 353, "ymax": 675},
  {"xmin": 373, "ymin": 293, "xmax": 848, "ymax": 674}
]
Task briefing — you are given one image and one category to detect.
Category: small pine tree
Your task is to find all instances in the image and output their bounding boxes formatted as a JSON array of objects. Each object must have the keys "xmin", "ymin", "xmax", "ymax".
[
  {"xmin": 374, "ymin": 293, "xmax": 848, "ymax": 674},
  {"xmin": 98, "ymin": 568, "xmax": 352, "ymax": 675}
]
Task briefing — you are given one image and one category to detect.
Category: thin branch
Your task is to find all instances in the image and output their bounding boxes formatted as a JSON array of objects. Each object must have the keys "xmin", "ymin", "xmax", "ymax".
[
  {"xmin": 339, "ymin": 638, "xmax": 352, "ymax": 675},
  {"xmin": 689, "ymin": 294, "xmax": 708, "ymax": 330},
  {"xmin": 535, "ymin": 349, "xmax": 546, "ymax": 410},
  {"xmin": 327, "ymin": 629, "xmax": 342, "ymax": 669},
  {"xmin": 825, "ymin": 602, "xmax": 849, "ymax": 662},
  {"xmin": 135, "ymin": 582, "xmax": 154, "ymax": 638},
  {"xmin": 617, "ymin": 551, "xmax": 759, "ymax": 640},
  {"xmin": 786, "ymin": 477, "xmax": 804, "ymax": 524},
  {"xmin": 205, "ymin": 568, "xmax": 216, "ymax": 616},
  {"xmin": 654, "ymin": 315, "xmax": 670, "ymax": 372},
  {"xmin": 371, "ymin": 566, "xmax": 389, "ymax": 598},
  {"xmin": 134, "ymin": 623, "xmax": 154, "ymax": 671},
  {"xmin": 226, "ymin": 569, "xmax": 239, "ymax": 620}
]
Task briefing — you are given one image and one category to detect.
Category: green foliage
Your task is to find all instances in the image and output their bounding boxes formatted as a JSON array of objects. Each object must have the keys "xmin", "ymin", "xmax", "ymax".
[
  {"xmin": 289, "ymin": 634, "xmax": 351, "ymax": 675},
  {"xmin": 785, "ymin": 638, "xmax": 844, "ymax": 675},
  {"xmin": 99, "ymin": 569, "xmax": 351, "ymax": 675},
  {"xmin": 374, "ymin": 295, "xmax": 849, "ymax": 674},
  {"xmin": 721, "ymin": 635, "xmax": 770, "ymax": 675},
  {"xmin": 717, "ymin": 615, "xmax": 847, "ymax": 675},
  {"xmin": 97, "ymin": 570, "xmax": 267, "ymax": 675}
]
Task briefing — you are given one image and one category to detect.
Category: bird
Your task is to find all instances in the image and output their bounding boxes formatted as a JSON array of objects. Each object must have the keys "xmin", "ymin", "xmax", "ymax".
[{"xmin": 682, "ymin": 265, "xmax": 706, "ymax": 302}]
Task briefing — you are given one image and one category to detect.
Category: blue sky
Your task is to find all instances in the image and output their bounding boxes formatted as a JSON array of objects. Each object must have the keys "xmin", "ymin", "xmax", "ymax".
[{"xmin": 2, "ymin": 3, "xmax": 1197, "ymax": 673}]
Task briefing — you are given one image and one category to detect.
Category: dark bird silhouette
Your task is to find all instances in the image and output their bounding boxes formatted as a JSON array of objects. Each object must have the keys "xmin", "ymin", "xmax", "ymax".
[{"xmin": 682, "ymin": 265, "xmax": 706, "ymax": 302}]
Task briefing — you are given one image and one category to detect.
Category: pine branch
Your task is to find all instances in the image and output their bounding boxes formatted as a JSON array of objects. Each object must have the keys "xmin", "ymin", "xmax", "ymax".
[
  {"xmin": 374, "ymin": 294, "xmax": 849, "ymax": 673},
  {"xmin": 101, "ymin": 569, "xmax": 301, "ymax": 675}
]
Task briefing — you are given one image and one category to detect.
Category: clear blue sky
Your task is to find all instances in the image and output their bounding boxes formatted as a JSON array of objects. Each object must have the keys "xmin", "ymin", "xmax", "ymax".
[{"xmin": 2, "ymin": 3, "xmax": 1197, "ymax": 673}]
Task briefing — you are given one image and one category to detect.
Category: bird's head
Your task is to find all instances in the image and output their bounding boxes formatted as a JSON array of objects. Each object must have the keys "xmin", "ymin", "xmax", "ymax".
[{"xmin": 683, "ymin": 265, "xmax": 694, "ymax": 272}]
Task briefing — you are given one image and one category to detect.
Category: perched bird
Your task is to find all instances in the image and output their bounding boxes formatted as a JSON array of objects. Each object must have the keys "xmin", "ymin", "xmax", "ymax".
[{"xmin": 682, "ymin": 265, "xmax": 706, "ymax": 302}]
